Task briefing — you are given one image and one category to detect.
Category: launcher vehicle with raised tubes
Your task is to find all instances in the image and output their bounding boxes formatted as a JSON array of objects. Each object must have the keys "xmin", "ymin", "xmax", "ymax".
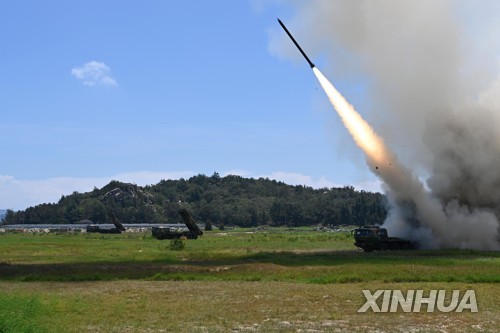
[
  {"xmin": 353, "ymin": 226, "xmax": 416, "ymax": 252},
  {"xmin": 86, "ymin": 212, "xmax": 126, "ymax": 234},
  {"xmin": 152, "ymin": 209, "xmax": 203, "ymax": 240}
]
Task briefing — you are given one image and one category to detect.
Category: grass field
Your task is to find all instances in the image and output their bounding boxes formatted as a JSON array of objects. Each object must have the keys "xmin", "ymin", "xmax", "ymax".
[{"xmin": 0, "ymin": 229, "xmax": 498, "ymax": 332}]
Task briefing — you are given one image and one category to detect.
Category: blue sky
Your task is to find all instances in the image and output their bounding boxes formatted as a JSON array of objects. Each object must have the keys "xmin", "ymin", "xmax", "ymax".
[{"xmin": 0, "ymin": 1, "xmax": 380, "ymax": 210}]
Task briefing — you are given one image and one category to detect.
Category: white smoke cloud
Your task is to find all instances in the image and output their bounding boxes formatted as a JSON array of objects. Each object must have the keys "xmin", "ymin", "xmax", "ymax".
[
  {"xmin": 71, "ymin": 61, "xmax": 117, "ymax": 86},
  {"xmin": 270, "ymin": 0, "xmax": 500, "ymax": 250}
]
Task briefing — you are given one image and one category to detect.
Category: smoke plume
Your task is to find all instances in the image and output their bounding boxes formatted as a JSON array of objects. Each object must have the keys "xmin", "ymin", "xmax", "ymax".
[{"xmin": 271, "ymin": 0, "xmax": 500, "ymax": 250}]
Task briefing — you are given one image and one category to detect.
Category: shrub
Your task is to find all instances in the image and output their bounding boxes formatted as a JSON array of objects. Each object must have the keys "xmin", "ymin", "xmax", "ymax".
[
  {"xmin": 205, "ymin": 221, "xmax": 213, "ymax": 231},
  {"xmin": 169, "ymin": 238, "xmax": 185, "ymax": 251}
]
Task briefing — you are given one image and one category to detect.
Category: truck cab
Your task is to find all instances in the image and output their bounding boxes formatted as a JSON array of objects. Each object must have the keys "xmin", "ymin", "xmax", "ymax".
[{"xmin": 354, "ymin": 226, "xmax": 414, "ymax": 252}]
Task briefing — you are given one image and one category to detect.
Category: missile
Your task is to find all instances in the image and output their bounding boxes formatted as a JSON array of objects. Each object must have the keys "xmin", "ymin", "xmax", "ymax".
[{"xmin": 277, "ymin": 18, "xmax": 315, "ymax": 68}]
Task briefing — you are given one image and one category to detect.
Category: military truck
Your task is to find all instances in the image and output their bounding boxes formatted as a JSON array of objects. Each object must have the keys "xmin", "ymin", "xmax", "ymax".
[
  {"xmin": 152, "ymin": 209, "xmax": 203, "ymax": 240},
  {"xmin": 353, "ymin": 226, "xmax": 416, "ymax": 252}
]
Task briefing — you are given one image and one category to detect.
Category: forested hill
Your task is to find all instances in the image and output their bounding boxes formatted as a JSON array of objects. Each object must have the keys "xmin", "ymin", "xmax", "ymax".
[{"xmin": 1, "ymin": 173, "xmax": 387, "ymax": 227}]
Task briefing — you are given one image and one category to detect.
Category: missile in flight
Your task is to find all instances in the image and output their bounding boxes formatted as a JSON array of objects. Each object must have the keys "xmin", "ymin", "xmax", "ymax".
[{"xmin": 277, "ymin": 18, "xmax": 315, "ymax": 69}]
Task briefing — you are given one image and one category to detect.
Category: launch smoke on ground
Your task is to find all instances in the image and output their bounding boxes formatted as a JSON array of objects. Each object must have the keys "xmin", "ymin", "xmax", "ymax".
[{"xmin": 273, "ymin": 1, "xmax": 500, "ymax": 250}]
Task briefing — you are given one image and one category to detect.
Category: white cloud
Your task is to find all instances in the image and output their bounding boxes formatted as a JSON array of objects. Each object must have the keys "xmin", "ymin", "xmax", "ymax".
[
  {"xmin": 221, "ymin": 169, "xmax": 252, "ymax": 177},
  {"xmin": 259, "ymin": 171, "xmax": 382, "ymax": 193},
  {"xmin": 478, "ymin": 64, "xmax": 500, "ymax": 111},
  {"xmin": 71, "ymin": 61, "xmax": 117, "ymax": 86},
  {"xmin": 261, "ymin": 171, "xmax": 340, "ymax": 189},
  {"xmin": 0, "ymin": 170, "xmax": 382, "ymax": 211},
  {"xmin": 222, "ymin": 170, "xmax": 382, "ymax": 193},
  {"xmin": 0, "ymin": 171, "xmax": 194, "ymax": 210}
]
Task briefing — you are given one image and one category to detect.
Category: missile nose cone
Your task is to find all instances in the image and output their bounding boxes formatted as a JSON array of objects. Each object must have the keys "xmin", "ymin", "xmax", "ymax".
[{"xmin": 277, "ymin": 18, "xmax": 315, "ymax": 69}]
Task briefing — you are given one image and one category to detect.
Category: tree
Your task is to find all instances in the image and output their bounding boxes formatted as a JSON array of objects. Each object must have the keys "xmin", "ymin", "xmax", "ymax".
[{"xmin": 6, "ymin": 174, "xmax": 387, "ymax": 226}]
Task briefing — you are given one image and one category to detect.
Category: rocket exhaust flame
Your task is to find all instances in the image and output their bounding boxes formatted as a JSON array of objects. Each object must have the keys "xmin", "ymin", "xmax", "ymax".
[
  {"xmin": 313, "ymin": 68, "xmax": 418, "ymax": 208},
  {"xmin": 313, "ymin": 67, "xmax": 411, "ymax": 191},
  {"xmin": 313, "ymin": 68, "xmax": 391, "ymax": 169}
]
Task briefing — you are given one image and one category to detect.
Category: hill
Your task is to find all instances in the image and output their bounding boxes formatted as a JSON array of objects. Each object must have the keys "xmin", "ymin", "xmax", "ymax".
[{"xmin": 1, "ymin": 173, "xmax": 387, "ymax": 227}]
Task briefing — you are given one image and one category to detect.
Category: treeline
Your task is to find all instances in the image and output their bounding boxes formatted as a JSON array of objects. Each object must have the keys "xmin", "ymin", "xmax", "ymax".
[{"xmin": 1, "ymin": 173, "xmax": 387, "ymax": 227}]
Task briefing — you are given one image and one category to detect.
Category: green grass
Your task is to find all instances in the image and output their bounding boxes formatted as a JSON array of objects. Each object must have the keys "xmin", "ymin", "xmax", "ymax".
[
  {"xmin": 0, "ymin": 293, "xmax": 46, "ymax": 333},
  {"xmin": 0, "ymin": 230, "xmax": 498, "ymax": 284},
  {"xmin": 0, "ymin": 229, "xmax": 355, "ymax": 265},
  {"xmin": 0, "ymin": 281, "xmax": 498, "ymax": 333},
  {"xmin": 0, "ymin": 229, "xmax": 499, "ymax": 332}
]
